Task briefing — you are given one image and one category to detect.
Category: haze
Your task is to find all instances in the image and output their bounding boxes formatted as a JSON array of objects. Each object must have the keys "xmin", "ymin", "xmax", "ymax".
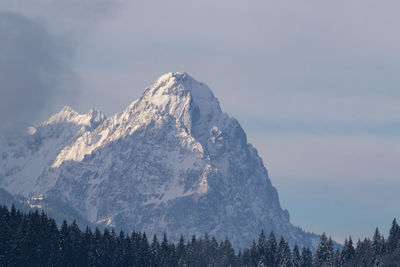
[{"xmin": 1, "ymin": 0, "xmax": 399, "ymax": 243}]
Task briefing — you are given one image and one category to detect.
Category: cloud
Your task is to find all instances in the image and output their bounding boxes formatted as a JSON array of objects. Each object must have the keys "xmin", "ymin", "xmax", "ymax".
[
  {"xmin": 0, "ymin": 11, "xmax": 80, "ymax": 131},
  {"xmin": 0, "ymin": 0, "xmax": 122, "ymax": 39},
  {"xmin": 0, "ymin": 0, "xmax": 121, "ymax": 131},
  {"xmin": 0, "ymin": 0, "xmax": 124, "ymax": 122}
]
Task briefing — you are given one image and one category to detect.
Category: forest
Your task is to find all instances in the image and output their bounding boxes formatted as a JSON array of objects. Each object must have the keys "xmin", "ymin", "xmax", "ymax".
[{"xmin": 0, "ymin": 205, "xmax": 399, "ymax": 266}]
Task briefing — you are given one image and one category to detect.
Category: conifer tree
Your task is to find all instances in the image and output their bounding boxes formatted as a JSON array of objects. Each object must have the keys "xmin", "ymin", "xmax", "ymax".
[
  {"xmin": 45, "ymin": 217, "xmax": 61, "ymax": 265},
  {"xmin": 0, "ymin": 206, "xmax": 12, "ymax": 266},
  {"xmin": 333, "ymin": 248, "xmax": 341, "ymax": 267},
  {"xmin": 160, "ymin": 233, "xmax": 170, "ymax": 266},
  {"xmin": 209, "ymin": 236, "xmax": 220, "ymax": 265},
  {"xmin": 300, "ymin": 247, "xmax": 313, "ymax": 267},
  {"xmin": 372, "ymin": 227, "xmax": 383, "ymax": 266},
  {"xmin": 150, "ymin": 234, "xmax": 160, "ymax": 266},
  {"xmin": 355, "ymin": 238, "xmax": 372, "ymax": 267},
  {"xmin": 267, "ymin": 231, "xmax": 278, "ymax": 266},
  {"xmin": 140, "ymin": 232, "xmax": 151, "ymax": 266},
  {"xmin": 69, "ymin": 220, "xmax": 86, "ymax": 266},
  {"xmin": 388, "ymin": 218, "xmax": 400, "ymax": 253},
  {"xmin": 176, "ymin": 235, "xmax": 186, "ymax": 266},
  {"xmin": 327, "ymin": 236, "xmax": 335, "ymax": 265},
  {"xmin": 59, "ymin": 219, "xmax": 71, "ymax": 266},
  {"xmin": 185, "ymin": 235, "xmax": 196, "ymax": 266},
  {"xmin": 220, "ymin": 238, "xmax": 236, "ymax": 266},
  {"xmin": 9, "ymin": 204, "xmax": 400, "ymax": 267},
  {"xmin": 113, "ymin": 230, "xmax": 128, "ymax": 267},
  {"xmin": 341, "ymin": 236, "xmax": 355, "ymax": 265},
  {"xmin": 277, "ymin": 236, "xmax": 292, "ymax": 267},
  {"xmin": 292, "ymin": 244, "xmax": 301, "ymax": 267},
  {"xmin": 248, "ymin": 240, "xmax": 258, "ymax": 266},
  {"xmin": 257, "ymin": 230, "xmax": 267, "ymax": 262},
  {"xmin": 315, "ymin": 232, "xmax": 331, "ymax": 266},
  {"xmin": 89, "ymin": 227, "xmax": 103, "ymax": 266}
]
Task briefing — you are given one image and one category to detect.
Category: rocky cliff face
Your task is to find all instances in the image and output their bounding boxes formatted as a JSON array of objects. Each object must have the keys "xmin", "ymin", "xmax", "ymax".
[{"xmin": 0, "ymin": 72, "xmax": 318, "ymax": 249}]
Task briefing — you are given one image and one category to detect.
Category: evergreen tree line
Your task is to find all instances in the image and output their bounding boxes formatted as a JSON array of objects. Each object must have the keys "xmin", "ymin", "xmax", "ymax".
[{"xmin": 1, "ymin": 205, "xmax": 400, "ymax": 266}]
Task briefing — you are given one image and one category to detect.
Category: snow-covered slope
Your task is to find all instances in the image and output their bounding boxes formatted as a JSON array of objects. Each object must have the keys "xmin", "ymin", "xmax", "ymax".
[
  {"xmin": 0, "ymin": 107, "xmax": 105, "ymax": 196},
  {"xmin": 0, "ymin": 72, "xmax": 318, "ymax": 248}
]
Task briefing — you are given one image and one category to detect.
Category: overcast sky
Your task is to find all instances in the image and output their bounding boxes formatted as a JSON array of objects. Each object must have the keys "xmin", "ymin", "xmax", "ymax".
[{"xmin": 1, "ymin": 0, "xmax": 399, "ymax": 243}]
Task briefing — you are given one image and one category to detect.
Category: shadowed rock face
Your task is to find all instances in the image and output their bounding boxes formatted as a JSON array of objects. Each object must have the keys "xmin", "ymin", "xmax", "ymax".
[{"xmin": 0, "ymin": 72, "xmax": 318, "ymax": 249}]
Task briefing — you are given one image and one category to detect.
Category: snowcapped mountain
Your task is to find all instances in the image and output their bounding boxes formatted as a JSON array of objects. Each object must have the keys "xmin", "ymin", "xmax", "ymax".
[
  {"xmin": 0, "ymin": 106, "xmax": 105, "ymax": 196},
  {"xmin": 0, "ymin": 72, "xmax": 318, "ymax": 248}
]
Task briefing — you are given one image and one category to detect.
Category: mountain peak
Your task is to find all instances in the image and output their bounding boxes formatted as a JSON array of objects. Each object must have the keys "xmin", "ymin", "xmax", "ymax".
[
  {"xmin": 144, "ymin": 72, "xmax": 218, "ymax": 107},
  {"xmin": 153, "ymin": 71, "xmax": 189, "ymax": 85},
  {"xmin": 139, "ymin": 72, "xmax": 223, "ymax": 138},
  {"xmin": 151, "ymin": 72, "xmax": 196, "ymax": 91},
  {"xmin": 44, "ymin": 106, "xmax": 79, "ymax": 125},
  {"xmin": 44, "ymin": 106, "xmax": 105, "ymax": 128}
]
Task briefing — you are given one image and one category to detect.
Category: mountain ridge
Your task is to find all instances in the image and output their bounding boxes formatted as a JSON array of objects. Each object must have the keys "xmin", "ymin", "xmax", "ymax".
[{"xmin": 0, "ymin": 72, "xmax": 319, "ymax": 249}]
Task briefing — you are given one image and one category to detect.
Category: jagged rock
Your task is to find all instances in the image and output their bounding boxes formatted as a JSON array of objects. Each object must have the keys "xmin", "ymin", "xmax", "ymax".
[{"xmin": 0, "ymin": 72, "xmax": 318, "ymax": 249}]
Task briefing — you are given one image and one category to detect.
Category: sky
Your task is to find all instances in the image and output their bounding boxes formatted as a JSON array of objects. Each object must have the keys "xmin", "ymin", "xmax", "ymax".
[{"xmin": 0, "ymin": 0, "xmax": 399, "ymax": 243}]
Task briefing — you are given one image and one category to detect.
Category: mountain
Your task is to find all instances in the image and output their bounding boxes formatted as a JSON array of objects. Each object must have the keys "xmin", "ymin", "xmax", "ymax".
[
  {"xmin": 0, "ymin": 186, "xmax": 93, "ymax": 229},
  {"xmin": 0, "ymin": 187, "xmax": 27, "ymax": 212},
  {"xmin": 0, "ymin": 72, "xmax": 318, "ymax": 249}
]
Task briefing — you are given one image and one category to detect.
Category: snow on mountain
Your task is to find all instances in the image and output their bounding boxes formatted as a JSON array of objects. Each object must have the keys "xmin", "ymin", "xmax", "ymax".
[
  {"xmin": 0, "ymin": 72, "xmax": 318, "ymax": 249},
  {"xmin": 0, "ymin": 106, "xmax": 105, "ymax": 196}
]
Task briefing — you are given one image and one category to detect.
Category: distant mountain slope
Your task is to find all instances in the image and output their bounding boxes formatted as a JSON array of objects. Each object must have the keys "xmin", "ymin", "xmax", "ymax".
[
  {"xmin": 0, "ymin": 72, "xmax": 318, "ymax": 249},
  {"xmin": 0, "ymin": 187, "xmax": 27, "ymax": 212},
  {"xmin": 0, "ymin": 187, "xmax": 93, "ymax": 228}
]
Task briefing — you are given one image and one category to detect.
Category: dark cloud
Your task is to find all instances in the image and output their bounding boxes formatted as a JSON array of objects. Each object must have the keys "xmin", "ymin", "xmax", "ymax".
[{"xmin": 0, "ymin": 12, "xmax": 80, "ymax": 131}]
